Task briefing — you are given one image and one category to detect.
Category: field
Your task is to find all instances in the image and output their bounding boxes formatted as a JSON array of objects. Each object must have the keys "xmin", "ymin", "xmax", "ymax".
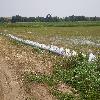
[
  {"xmin": 0, "ymin": 22, "xmax": 100, "ymax": 100},
  {"xmin": 0, "ymin": 22, "xmax": 100, "ymax": 52}
]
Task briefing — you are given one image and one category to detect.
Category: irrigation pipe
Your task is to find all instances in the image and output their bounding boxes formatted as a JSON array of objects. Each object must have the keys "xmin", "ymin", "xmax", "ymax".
[{"xmin": 0, "ymin": 32, "xmax": 97, "ymax": 62}]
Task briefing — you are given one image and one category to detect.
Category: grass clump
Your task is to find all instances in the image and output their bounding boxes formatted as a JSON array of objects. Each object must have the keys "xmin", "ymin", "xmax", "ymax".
[
  {"xmin": 51, "ymin": 89, "xmax": 77, "ymax": 100},
  {"xmin": 24, "ymin": 72, "xmax": 57, "ymax": 86}
]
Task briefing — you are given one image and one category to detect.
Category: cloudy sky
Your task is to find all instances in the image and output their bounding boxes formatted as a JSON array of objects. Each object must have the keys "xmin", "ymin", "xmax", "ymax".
[{"xmin": 0, "ymin": 0, "xmax": 100, "ymax": 17}]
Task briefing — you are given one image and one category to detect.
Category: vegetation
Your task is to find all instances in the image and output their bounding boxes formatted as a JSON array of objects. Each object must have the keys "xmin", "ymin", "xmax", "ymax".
[
  {"xmin": 0, "ymin": 23, "xmax": 100, "ymax": 53},
  {"xmin": 24, "ymin": 54, "xmax": 100, "ymax": 100},
  {"xmin": 1, "ymin": 21, "xmax": 100, "ymax": 28},
  {"xmin": 0, "ymin": 21, "xmax": 100, "ymax": 100},
  {"xmin": 1, "ymin": 14, "xmax": 100, "ymax": 23}
]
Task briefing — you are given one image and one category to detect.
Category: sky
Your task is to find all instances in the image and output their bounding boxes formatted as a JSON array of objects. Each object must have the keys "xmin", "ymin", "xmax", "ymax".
[{"xmin": 0, "ymin": 0, "xmax": 100, "ymax": 17}]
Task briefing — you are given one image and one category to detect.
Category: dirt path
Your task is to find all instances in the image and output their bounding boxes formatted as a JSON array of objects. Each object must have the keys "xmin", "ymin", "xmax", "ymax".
[
  {"xmin": 0, "ymin": 57, "xmax": 26, "ymax": 100},
  {"xmin": 0, "ymin": 36, "xmax": 57, "ymax": 100},
  {"xmin": 0, "ymin": 58, "xmax": 55, "ymax": 100}
]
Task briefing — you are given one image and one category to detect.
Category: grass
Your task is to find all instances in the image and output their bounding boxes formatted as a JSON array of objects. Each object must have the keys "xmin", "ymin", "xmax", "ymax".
[
  {"xmin": 1, "ymin": 21, "xmax": 100, "ymax": 28},
  {"xmin": 0, "ymin": 24, "xmax": 100, "ymax": 53},
  {"xmin": 51, "ymin": 89, "xmax": 78, "ymax": 100},
  {"xmin": 24, "ymin": 54, "xmax": 100, "ymax": 100}
]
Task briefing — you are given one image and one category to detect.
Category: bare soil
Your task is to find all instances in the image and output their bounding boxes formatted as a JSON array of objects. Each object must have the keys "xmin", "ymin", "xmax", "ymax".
[
  {"xmin": 27, "ymin": 83, "xmax": 56, "ymax": 100},
  {"xmin": 0, "ymin": 36, "xmax": 56, "ymax": 100}
]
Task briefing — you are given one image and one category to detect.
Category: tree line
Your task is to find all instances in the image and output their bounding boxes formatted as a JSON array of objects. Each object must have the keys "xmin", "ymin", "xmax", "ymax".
[{"xmin": 0, "ymin": 14, "xmax": 100, "ymax": 23}]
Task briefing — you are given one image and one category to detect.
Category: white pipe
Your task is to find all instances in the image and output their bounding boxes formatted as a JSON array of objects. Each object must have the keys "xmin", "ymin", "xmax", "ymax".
[{"xmin": 0, "ymin": 33, "xmax": 97, "ymax": 61}]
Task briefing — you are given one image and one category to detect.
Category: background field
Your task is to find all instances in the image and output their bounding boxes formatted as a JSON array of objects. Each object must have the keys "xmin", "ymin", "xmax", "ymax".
[{"xmin": 0, "ymin": 22, "xmax": 100, "ymax": 53}]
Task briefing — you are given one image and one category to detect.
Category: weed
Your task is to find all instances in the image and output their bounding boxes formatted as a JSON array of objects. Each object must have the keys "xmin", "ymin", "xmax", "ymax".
[
  {"xmin": 51, "ymin": 89, "xmax": 78, "ymax": 100},
  {"xmin": 96, "ymin": 53, "xmax": 100, "ymax": 71},
  {"xmin": 23, "ymin": 54, "xmax": 100, "ymax": 100}
]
